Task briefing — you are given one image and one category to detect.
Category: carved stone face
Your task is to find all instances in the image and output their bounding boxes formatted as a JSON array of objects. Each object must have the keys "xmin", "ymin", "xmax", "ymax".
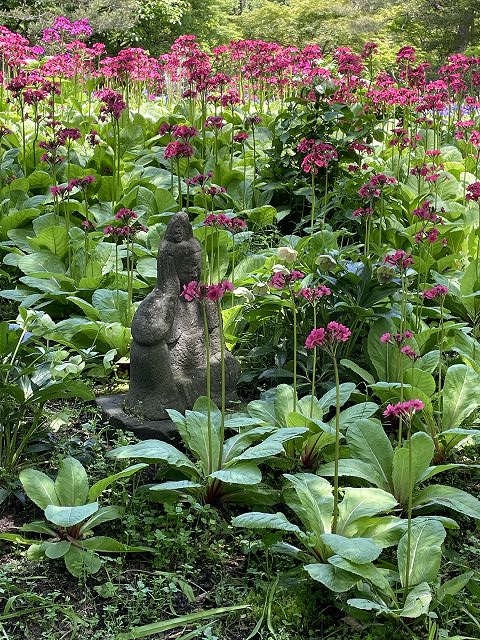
[{"xmin": 174, "ymin": 241, "xmax": 202, "ymax": 286}]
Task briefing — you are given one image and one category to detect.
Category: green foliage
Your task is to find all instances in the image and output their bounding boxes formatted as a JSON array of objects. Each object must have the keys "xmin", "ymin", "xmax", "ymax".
[{"xmin": 0, "ymin": 457, "xmax": 148, "ymax": 577}]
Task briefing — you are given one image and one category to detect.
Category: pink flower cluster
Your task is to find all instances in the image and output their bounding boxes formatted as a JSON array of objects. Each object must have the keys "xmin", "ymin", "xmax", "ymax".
[
  {"xmin": 164, "ymin": 141, "xmax": 195, "ymax": 159},
  {"xmin": 380, "ymin": 330, "xmax": 414, "ymax": 344},
  {"xmin": 297, "ymin": 138, "xmax": 338, "ymax": 175},
  {"xmin": 180, "ymin": 280, "xmax": 233, "ymax": 302},
  {"xmin": 305, "ymin": 321, "xmax": 351, "ymax": 349},
  {"xmin": 95, "ymin": 89, "xmax": 126, "ymax": 121},
  {"xmin": 358, "ymin": 174, "xmax": 397, "ymax": 199},
  {"xmin": 297, "ymin": 286, "xmax": 332, "ymax": 302},
  {"xmin": 383, "ymin": 250, "xmax": 414, "ymax": 270},
  {"xmin": 422, "ymin": 285, "xmax": 448, "ymax": 299},
  {"xmin": 269, "ymin": 270, "xmax": 305, "ymax": 289},
  {"xmin": 466, "ymin": 182, "xmax": 480, "ymax": 202},
  {"xmin": 172, "ymin": 125, "xmax": 198, "ymax": 140},
  {"xmin": 383, "ymin": 399, "xmax": 424, "ymax": 418},
  {"xmin": 204, "ymin": 213, "xmax": 246, "ymax": 232}
]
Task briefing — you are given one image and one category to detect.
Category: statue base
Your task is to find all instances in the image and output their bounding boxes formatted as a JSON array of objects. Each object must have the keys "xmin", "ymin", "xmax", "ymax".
[{"xmin": 96, "ymin": 394, "xmax": 179, "ymax": 443}]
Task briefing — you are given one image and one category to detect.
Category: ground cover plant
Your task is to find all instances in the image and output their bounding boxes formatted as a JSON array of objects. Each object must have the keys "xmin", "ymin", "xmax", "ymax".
[{"xmin": 0, "ymin": 17, "xmax": 479, "ymax": 640}]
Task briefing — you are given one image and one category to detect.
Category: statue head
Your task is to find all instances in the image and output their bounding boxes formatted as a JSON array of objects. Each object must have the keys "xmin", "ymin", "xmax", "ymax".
[{"xmin": 157, "ymin": 212, "xmax": 202, "ymax": 291}]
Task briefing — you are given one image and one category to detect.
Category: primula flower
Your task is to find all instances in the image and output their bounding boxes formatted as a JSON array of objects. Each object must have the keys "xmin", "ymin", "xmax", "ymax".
[
  {"xmin": 95, "ymin": 89, "xmax": 126, "ymax": 121},
  {"xmin": 297, "ymin": 286, "xmax": 331, "ymax": 302},
  {"xmin": 164, "ymin": 141, "xmax": 194, "ymax": 159},
  {"xmin": 422, "ymin": 285, "xmax": 448, "ymax": 299},
  {"xmin": 400, "ymin": 345, "xmax": 419, "ymax": 360},
  {"xmin": 466, "ymin": 182, "xmax": 480, "ymax": 202},
  {"xmin": 383, "ymin": 399, "xmax": 424, "ymax": 418},
  {"xmin": 383, "ymin": 250, "xmax": 414, "ymax": 270},
  {"xmin": 358, "ymin": 174, "xmax": 397, "ymax": 199},
  {"xmin": 171, "ymin": 125, "xmax": 198, "ymax": 140},
  {"xmin": 205, "ymin": 116, "xmax": 225, "ymax": 129},
  {"xmin": 233, "ymin": 131, "xmax": 248, "ymax": 143},
  {"xmin": 115, "ymin": 208, "xmax": 137, "ymax": 221},
  {"xmin": 305, "ymin": 321, "xmax": 351, "ymax": 350},
  {"xmin": 180, "ymin": 280, "xmax": 233, "ymax": 302},
  {"xmin": 269, "ymin": 270, "xmax": 305, "ymax": 289}
]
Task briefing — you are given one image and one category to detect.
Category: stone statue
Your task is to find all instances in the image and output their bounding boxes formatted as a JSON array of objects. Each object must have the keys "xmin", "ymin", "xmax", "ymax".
[{"xmin": 126, "ymin": 212, "xmax": 239, "ymax": 421}]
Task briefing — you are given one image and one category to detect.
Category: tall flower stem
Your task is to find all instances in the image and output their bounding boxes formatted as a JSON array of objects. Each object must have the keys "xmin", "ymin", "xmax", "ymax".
[
  {"xmin": 309, "ymin": 304, "xmax": 318, "ymax": 418},
  {"xmin": 332, "ymin": 353, "xmax": 341, "ymax": 534},
  {"xmin": 177, "ymin": 159, "xmax": 183, "ymax": 210},
  {"xmin": 202, "ymin": 301, "xmax": 213, "ymax": 475},
  {"xmin": 310, "ymin": 172, "xmax": 316, "ymax": 238},
  {"xmin": 404, "ymin": 418, "xmax": 413, "ymax": 598},
  {"xmin": 217, "ymin": 299, "xmax": 226, "ymax": 470},
  {"xmin": 290, "ymin": 290, "xmax": 298, "ymax": 413}
]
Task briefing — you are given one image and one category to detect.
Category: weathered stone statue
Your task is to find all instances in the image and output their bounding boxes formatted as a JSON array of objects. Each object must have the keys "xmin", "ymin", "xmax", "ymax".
[{"xmin": 126, "ymin": 212, "xmax": 239, "ymax": 421}]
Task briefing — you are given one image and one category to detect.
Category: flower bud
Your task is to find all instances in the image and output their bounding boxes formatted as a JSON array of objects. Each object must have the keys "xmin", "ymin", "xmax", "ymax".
[{"xmin": 276, "ymin": 246, "xmax": 298, "ymax": 264}]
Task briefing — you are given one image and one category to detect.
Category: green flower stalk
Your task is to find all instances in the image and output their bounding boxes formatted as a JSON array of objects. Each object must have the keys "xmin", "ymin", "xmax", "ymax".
[
  {"xmin": 383, "ymin": 400, "xmax": 425, "ymax": 598},
  {"xmin": 305, "ymin": 321, "xmax": 351, "ymax": 533}
]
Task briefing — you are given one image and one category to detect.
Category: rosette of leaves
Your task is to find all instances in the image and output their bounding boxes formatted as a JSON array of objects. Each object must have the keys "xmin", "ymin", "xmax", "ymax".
[
  {"xmin": 316, "ymin": 419, "xmax": 480, "ymax": 521},
  {"xmin": 233, "ymin": 472, "xmax": 399, "ymax": 595},
  {"xmin": 0, "ymin": 457, "xmax": 150, "ymax": 577},
  {"xmin": 247, "ymin": 383, "xmax": 378, "ymax": 467},
  {"xmin": 108, "ymin": 397, "xmax": 307, "ymax": 506}
]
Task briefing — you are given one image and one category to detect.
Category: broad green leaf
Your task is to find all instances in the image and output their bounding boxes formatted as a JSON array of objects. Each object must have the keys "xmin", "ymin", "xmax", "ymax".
[
  {"xmin": 232, "ymin": 511, "xmax": 301, "ymax": 533},
  {"xmin": 28, "ymin": 226, "xmax": 69, "ymax": 259},
  {"xmin": 64, "ymin": 546, "xmax": 102, "ymax": 577},
  {"xmin": 19, "ymin": 469, "xmax": 59, "ymax": 510},
  {"xmin": 304, "ymin": 563, "xmax": 359, "ymax": 593},
  {"xmin": 107, "ymin": 440, "xmax": 198, "ymax": 478},
  {"xmin": 80, "ymin": 506, "xmax": 123, "ymax": 533},
  {"xmin": 210, "ymin": 463, "xmax": 262, "ymax": 485},
  {"xmin": 318, "ymin": 383, "xmax": 356, "ymax": 412},
  {"xmin": 316, "ymin": 459, "xmax": 386, "ymax": 490},
  {"xmin": 346, "ymin": 419, "xmax": 393, "ymax": 491},
  {"xmin": 45, "ymin": 502, "xmax": 99, "ymax": 527},
  {"xmin": 149, "ymin": 480, "xmax": 202, "ymax": 494},
  {"xmin": 44, "ymin": 541, "xmax": 71, "ymax": 559},
  {"xmin": 397, "ymin": 519, "xmax": 446, "ymax": 588},
  {"xmin": 347, "ymin": 598, "xmax": 391, "ymax": 614},
  {"xmin": 21, "ymin": 521, "xmax": 57, "ymax": 536},
  {"xmin": 392, "ymin": 433, "xmax": 434, "ymax": 506},
  {"xmin": 77, "ymin": 536, "xmax": 152, "ymax": 553},
  {"xmin": 229, "ymin": 428, "xmax": 307, "ymax": 463},
  {"xmin": 55, "ymin": 457, "xmax": 89, "ymax": 506},
  {"xmin": 181, "ymin": 408, "xmax": 222, "ymax": 474},
  {"xmin": 88, "ymin": 463, "xmax": 148, "ymax": 501},
  {"xmin": 283, "ymin": 473, "xmax": 333, "ymax": 538},
  {"xmin": 401, "ymin": 582, "xmax": 432, "ymax": 618},
  {"xmin": 340, "ymin": 359, "xmax": 375, "ymax": 385},
  {"xmin": 273, "ymin": 384, "xmax": 296, "ymax": 426},
  {"xmin": 437, "ymin": 572, "xmax": 474, "ymax": 602},
  {"xmin": 17, "ymin": 250, "xmax": 66, "ymax": 276},
  {"xmin": 328, "ymin": 556, "xmax": 391, "ymax": 590},
  {"xmin": 222, "ymin": 426, "xmax": 273, "ymax": 463},
  {"xmin": 321, "ymin": 533, "xmax": 381, "ymax": 564},
  {"xmin": 413, "ymin": 484, "xmax": 480, "ymax": 519},
  {"xmin": 337, "ymin": 488, "xmax": 397, "ymax": 536},
  {"xmin": 442, "ymin": 364, "xmax": 480, "ymax": 430},
  {"xmin": 328, "ymin": 403, "xmax": 378, "ymax": 431}
]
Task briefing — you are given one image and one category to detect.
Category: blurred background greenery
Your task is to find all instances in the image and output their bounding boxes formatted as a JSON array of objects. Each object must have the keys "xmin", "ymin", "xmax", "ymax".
[{"xmin": 1, "ymin": 0, "xmax": 479, "ymax": 62}]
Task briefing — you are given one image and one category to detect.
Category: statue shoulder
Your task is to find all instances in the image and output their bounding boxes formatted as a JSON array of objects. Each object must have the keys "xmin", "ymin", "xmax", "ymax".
[{"xmin": 131, "ymin": 289, "xmax": 178, "ymax": 344}]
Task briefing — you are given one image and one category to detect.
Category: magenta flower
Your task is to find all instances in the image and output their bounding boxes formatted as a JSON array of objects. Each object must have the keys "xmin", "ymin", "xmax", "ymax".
[
  {"xmin": 466, "ymin": 182, "xmax": 480, "ymax": 202},
  {"xmin": 94, "ymin": 88, "xmax": 126, "ymax": 121},
  {"xmin": 181, "ymin": 280, "xmax": 201, "ymax": 301},
  {"xmin": 297, "ymin": 286, "xmax": 331, "ymax": 302},
  {"xmin": 383, "ymin": 399, "xmax": 424, "ymax": 418},
  {"xmin": 164, "ymin": 140, "xmax": 194, "ymax": 159},
  {"xmin": 422, "ymin": 285, "xmax": 448, "ymax": 299},
  {"xmin": 380, "ymin": 332, "xmax": 391, "ymax": 343},
  {"xmin": 115, "ymin": 208, "xmax": 137, "ymax": 221},
  {"xmin": 305, "ymin": 328, "xmax": 326, "ymax": 349},
  {"xmin": 305, "ymin": 321, "xmax": 351, "ymax": 351},
  {"xmin": 171, "ymin": 125, "xmax": 198, "ymax": 140},
  {"xmin": 383, "ymin": 250, "xmax": 414, "ymax": 270},
  {"xmin": 233, "ymin": 131, "xmax": 248, "ymax": 143},
  {"xmin": 269, "ymin": 270, "xmax": 305, "ymax": 289},
  {"xmin": 180, "ymin": 280, "xmax": 233, "ymax": 302},
  {"xmin": 400, "ymin": 345, "xmax": 419, "ymax": 360}
]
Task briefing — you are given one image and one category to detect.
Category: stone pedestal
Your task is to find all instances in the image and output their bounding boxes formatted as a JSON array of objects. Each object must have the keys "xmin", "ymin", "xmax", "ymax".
[{"xmin": 96, "ymin": 394, "xmax": 179, "ymax": 443}]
